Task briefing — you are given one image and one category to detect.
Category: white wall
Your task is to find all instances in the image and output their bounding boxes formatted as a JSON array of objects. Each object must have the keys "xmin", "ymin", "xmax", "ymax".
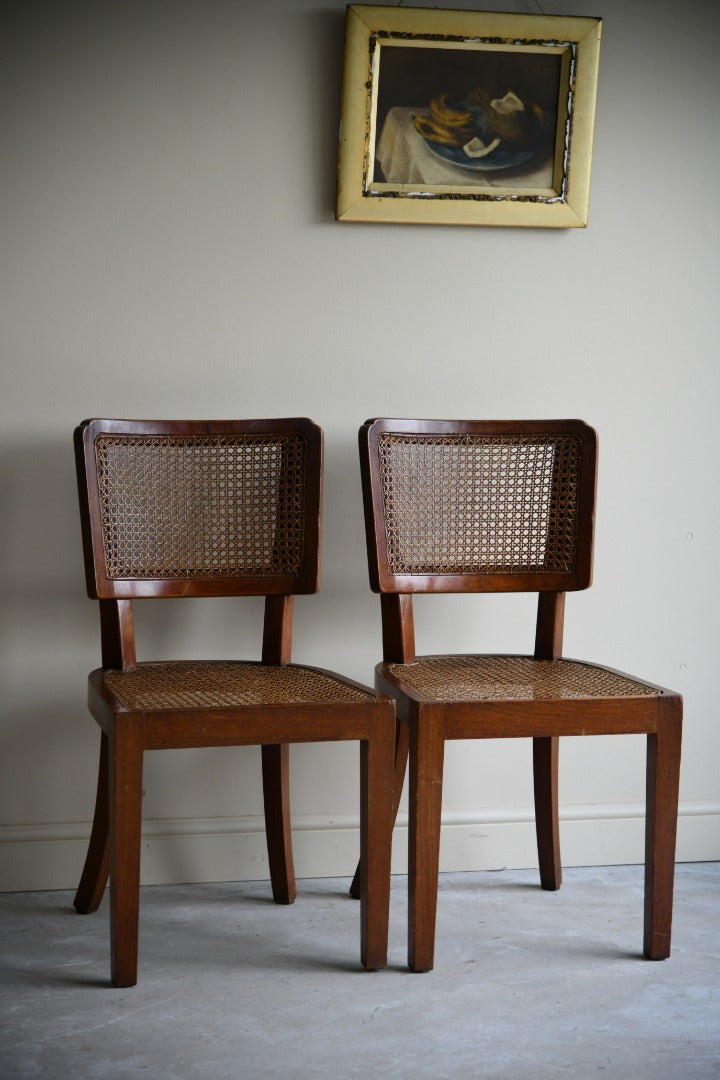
[{"xmin": 1, "ymin": 0, "xmax": 718, "ymax": 891}]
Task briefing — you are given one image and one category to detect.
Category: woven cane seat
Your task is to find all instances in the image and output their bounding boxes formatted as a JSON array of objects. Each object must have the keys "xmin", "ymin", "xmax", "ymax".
[
  {"xmin": 386, "ymin": 656, "xmax": 659, "ymax": 702},
  {"xmin": 104, "ymin": 661, "xmax": 373, "ymax": 710}
]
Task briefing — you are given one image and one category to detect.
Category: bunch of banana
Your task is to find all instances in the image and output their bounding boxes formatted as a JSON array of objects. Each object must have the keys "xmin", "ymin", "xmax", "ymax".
[{"xmin": 412, "ymin": 94, "xmax": 476, "ymax": 147}]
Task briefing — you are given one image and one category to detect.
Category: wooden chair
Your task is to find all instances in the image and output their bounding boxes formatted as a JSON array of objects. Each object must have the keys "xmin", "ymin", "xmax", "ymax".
[
  {"xmin": 73, "ymin": 417, "xmax": 394, "ymax": 987},
  {"xmin": 352, "ymin": 417, "xmax": 682, "ymax": 972}
]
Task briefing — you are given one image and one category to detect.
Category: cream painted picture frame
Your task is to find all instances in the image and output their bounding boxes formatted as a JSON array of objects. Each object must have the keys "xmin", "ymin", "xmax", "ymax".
[{"xmin": 336, "ymin": 5, "xmax": 602, "ymax": 228}]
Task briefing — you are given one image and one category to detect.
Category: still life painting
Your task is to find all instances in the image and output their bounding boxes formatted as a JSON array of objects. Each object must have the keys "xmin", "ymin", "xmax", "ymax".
[{"xmin": 336, "ymin": 6, "xmax": 602, "ymax": 228}]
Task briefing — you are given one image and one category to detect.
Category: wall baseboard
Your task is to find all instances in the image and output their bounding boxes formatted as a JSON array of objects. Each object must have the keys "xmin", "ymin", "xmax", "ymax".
[{"xmin": 2, "ymin": 802, "xmax": 717, "ymax": 893}]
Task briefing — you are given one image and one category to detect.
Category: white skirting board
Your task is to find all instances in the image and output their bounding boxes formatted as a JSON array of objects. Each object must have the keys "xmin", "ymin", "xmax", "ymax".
[{"xmin": 1, "ymin": 803, "xmax": 717, "ymax": 893}]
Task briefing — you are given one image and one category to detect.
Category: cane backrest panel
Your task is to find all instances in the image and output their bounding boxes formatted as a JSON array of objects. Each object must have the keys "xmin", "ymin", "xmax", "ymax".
[
  {"xmin": 75, "ymin": 419, "xmax": 321, "ymax": 599},
  {"xmin": 361, "ymin": 419, "xmax": 596, "ymax": 594}
]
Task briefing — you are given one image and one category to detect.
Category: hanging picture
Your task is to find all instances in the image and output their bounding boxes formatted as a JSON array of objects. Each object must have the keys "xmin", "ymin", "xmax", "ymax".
[{"xmin": 336, "ymin": 5, "xmax": 602, "ymax": 228}]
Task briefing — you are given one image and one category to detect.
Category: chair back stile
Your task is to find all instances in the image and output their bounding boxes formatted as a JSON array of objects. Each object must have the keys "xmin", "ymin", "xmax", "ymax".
[
  {"xmin": 534, "ymin": 591, "xmax": 566, "ymax": 661},
  {"xmin": 262, "ymin": 595, "xmax": 295, "ymax": 665},
  {"xmin": 98, "ymin": 598, "xmax": 137, "ymax": 671},
  {"xmin": 379, "ymin": 594, "xmax": 416, "ymax": 664},
  {"xmin": 378, "ymin": 589, "xmax": 567, "ymax": 665}
]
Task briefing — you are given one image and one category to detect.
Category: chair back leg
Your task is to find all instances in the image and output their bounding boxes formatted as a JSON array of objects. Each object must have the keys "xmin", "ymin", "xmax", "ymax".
[
  {"xmin": 533, "ymin": 735, "xmax": 562, "ymax": 891},
  {"xmin": 74, "ymin": 731, "xmax": 110, "ymax": 914},
  {"xmin": 262, "ymin": 743, "xmax": 297, "ymax": 905}
]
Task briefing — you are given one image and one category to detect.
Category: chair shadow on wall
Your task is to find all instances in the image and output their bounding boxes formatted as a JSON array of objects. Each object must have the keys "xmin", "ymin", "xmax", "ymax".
[{"xmin": 0, "ymin": 441, "xmax": 98, "ymax": 874}]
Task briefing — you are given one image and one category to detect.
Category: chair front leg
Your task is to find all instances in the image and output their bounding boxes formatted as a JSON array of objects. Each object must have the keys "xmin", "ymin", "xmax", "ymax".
[
  {"xmin": 262, "ymin": 743, "xmax": 297, "ymax": 905},
  {"xmin": 408, "ymin": 706, "xmax": 445, "ymax": 973},
  {"xmin": 644, "ymin": 698, "xmax": 682, "ymax": 960},
  {"xmin": 350, "ymin": 716, "xmax": 409, "ymax": 900},
  {"xmin": 533, "ymin": 735, "xmax": 562, "ymax": 891},
  {"xmin": 359, "ymin": 707, "xmax": 395, "ymax": 970},
  {"xmin": 109, "ymin": 720, "xmax": 144, "ymax": 988},
  {"xmin": 74, "ymin": 731, "xmax": 110, "ymax": 914}
]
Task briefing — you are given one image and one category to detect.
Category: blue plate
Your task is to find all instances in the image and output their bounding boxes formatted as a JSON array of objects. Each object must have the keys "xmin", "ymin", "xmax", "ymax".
[
  {"xmin": 419, "ymin": 97, "xmax": 549, "ymax": 174},
  {"xmin": 423, "ymin": 139, "xmax": 537, "ymax": 173}
]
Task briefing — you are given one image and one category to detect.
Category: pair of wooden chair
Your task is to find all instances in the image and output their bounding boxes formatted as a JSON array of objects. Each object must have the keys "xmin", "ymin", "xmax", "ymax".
[{"xmin": 74, "ymin": 417, "xmax": 682, "ymax": 986}]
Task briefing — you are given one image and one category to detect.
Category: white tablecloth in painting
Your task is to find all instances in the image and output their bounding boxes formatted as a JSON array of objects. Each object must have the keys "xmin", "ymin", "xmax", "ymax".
[{"xmin": 375, "ymin": 106, "xmax": 554, "ymax": 190}]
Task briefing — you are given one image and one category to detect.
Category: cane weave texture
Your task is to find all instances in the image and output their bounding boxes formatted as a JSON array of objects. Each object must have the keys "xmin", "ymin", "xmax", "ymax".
[
  {"xmin": 95, "ymin": 434, "xmax": 307, "ymax": 580},
  {"xmin": 386, "ymin": 656, "xmax": 659, "ymax": 702},
  {"xmin": 104, "ymin": 661, "xmax": 373, "ymax": 710},
  {"xmin": 378, "ymin": 433, "xmax": 582, "ymax": 576}
]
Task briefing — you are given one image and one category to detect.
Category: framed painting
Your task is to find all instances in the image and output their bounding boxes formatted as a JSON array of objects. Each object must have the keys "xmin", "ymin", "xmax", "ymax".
[{"xmin": 336, "ymin": 5, "xmax": 602, "ymax": 228}]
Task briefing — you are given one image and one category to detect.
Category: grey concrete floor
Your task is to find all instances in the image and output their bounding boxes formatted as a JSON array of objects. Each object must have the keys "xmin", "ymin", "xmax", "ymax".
[{"xmin": 1, "ymin": 864, "xmax": 719, "ymax": 1079}]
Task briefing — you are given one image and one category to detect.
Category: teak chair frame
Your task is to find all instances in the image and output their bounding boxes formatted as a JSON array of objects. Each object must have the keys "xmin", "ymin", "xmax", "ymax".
[
  {"xmin": 73, "ymin": 417, "xmax": 394, "ymax": 986},
  {"xmin": 352, "ymin": 417, "xmax": 682, "ymax": 972}
]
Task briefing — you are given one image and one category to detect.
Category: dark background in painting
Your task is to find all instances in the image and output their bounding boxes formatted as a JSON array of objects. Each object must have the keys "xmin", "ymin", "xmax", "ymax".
[{"xmin": 373, "ymin": 43, "xmax": 562, "ymax": 180}]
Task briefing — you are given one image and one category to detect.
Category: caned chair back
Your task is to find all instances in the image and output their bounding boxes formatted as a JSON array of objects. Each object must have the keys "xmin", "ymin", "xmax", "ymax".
[
  {"xmin": 359, "ymin": 418, "xmax": 597, "ymax": 595},
  {"xmin": 75, "ymin": 418, "xmax": 322, "ymax": 600}
]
